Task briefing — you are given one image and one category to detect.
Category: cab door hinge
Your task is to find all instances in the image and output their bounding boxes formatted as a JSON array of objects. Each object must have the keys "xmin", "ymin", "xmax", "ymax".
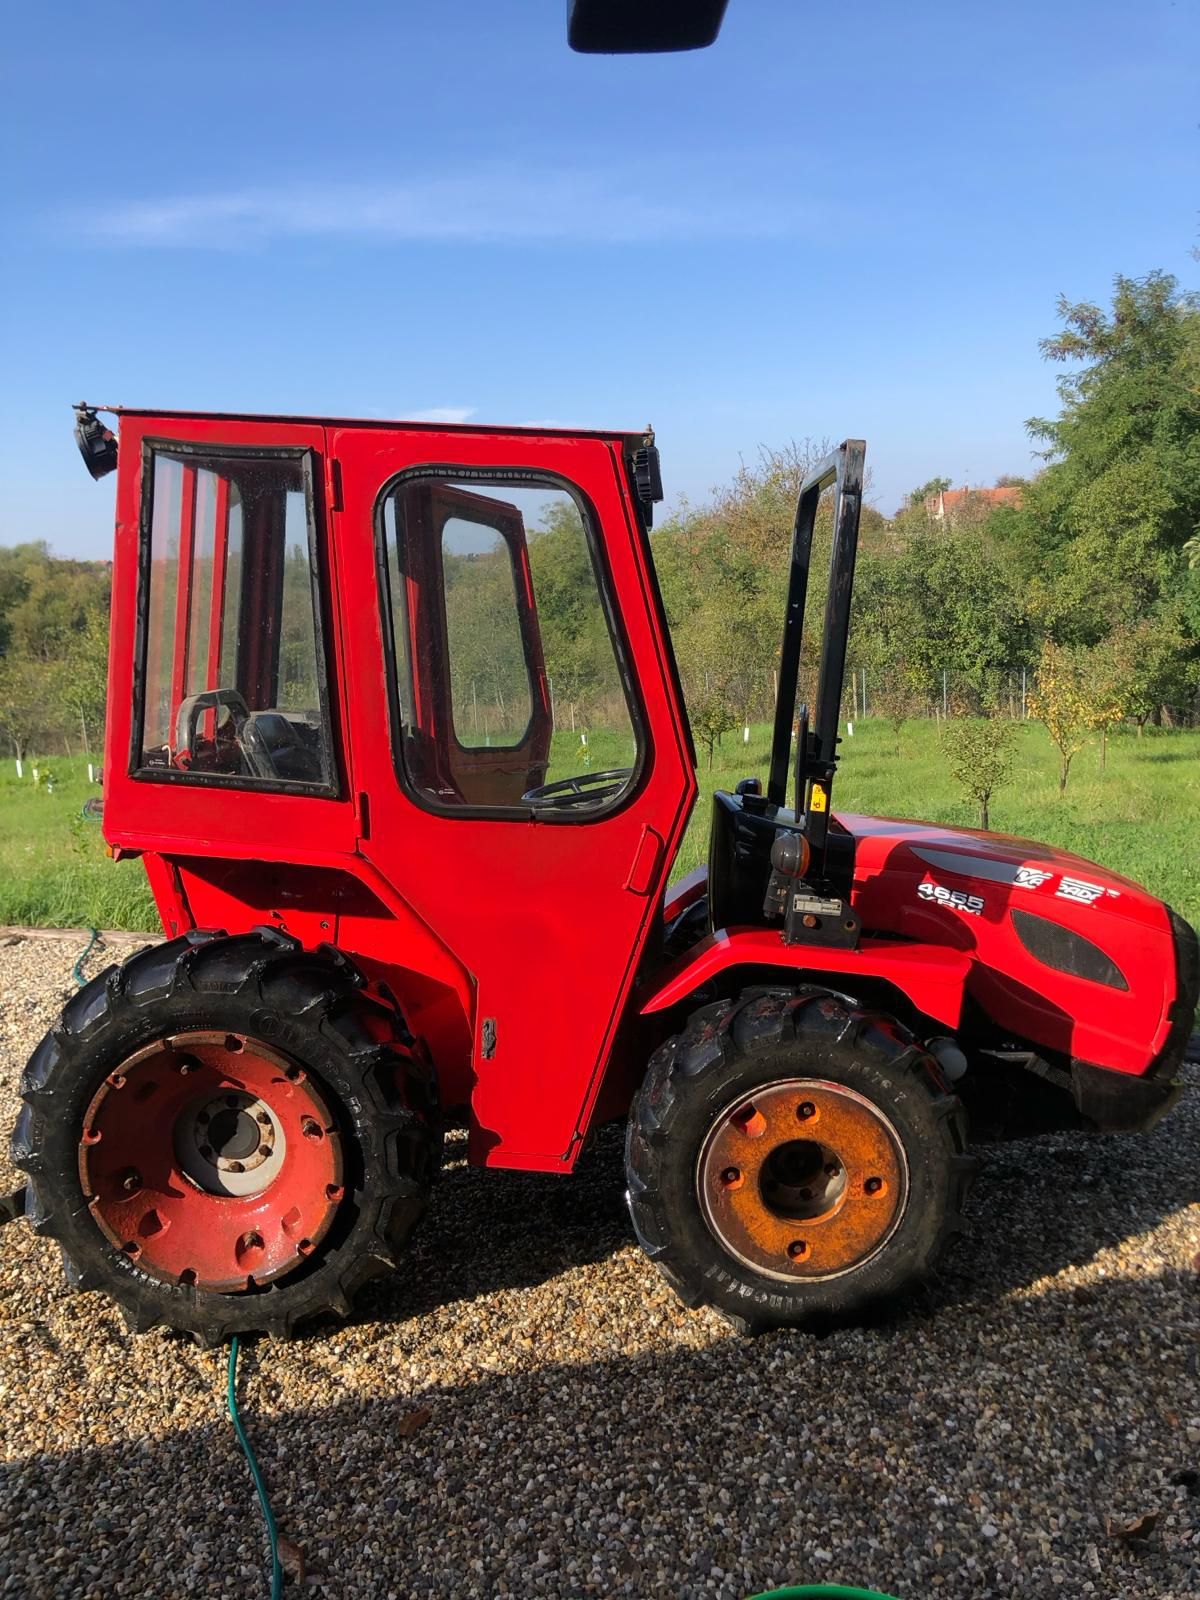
[{"xmin": 355, "ymin": 790, "xmax": 370, "ymax": 841}]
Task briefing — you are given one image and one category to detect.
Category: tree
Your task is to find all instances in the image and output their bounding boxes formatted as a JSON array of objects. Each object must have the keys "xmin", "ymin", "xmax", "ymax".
[
  {"xmin": 866, "ymin": 519, "xmax": 1032, "ymax": 706},
  {"xmin": 0, "ymin": 542, "xmax": 111, "ymax": 661},
  {"xmin": 0, "ymin": 654, "xmax": 53, "ymax": 765},
  {"xmin": 673, "ymin": 585, "xmax": 759, "ymax": 768},
  {"xmin": 1012, "ymin": 272, "xmax": 1200, "ymax": 645},
  {"xmin": 1105, "ymin": 611, "xmax": 1195, "ymax": 735},
  {"xmin": 54, "ymin": 609, "xmax": 110, "ymax": 755},
  {"xmin": 1077, "ymin": 634, "xmax": 1128, "ymax": 769},
  {"xmin": 1028, "ymin": 642, "xmax": 1094, "ymax": 792},
  {"xmin": 905, "ymin": 476, "xmax": 952, "ymax": 512},
  {"xmin": 940, "ymin": 712, "xmax": 1015, "ymax": 831},
  {"xmin": 872, "ymin": 671, "xmax": 924, "ymax": 754}
]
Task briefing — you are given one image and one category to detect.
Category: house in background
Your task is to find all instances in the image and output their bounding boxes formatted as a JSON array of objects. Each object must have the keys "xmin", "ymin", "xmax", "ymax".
[{"xmin": 925, "ymin": 485, "xmax": 1023, "ymax": 524}]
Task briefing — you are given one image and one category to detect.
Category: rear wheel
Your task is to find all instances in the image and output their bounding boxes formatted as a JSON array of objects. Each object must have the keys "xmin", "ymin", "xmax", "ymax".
[
  {"xmin": 12, "ymin": 929, "xmax": 440, "ymax": 1342},
  {"xmin": 626, "ymin": 987, "xmax": 974, "ymax": 1331}
]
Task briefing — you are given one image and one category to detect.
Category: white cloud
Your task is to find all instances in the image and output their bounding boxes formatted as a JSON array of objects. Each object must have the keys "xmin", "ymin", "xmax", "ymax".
[{"xmin": 58, "ymin": 164, "xmax": 808, "ymax": 249}]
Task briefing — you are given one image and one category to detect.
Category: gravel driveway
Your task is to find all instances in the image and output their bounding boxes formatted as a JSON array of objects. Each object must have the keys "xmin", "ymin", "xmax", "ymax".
[{"xmin": 2, "ymin": 930, "xmax": 1198, "ymax": 1599}]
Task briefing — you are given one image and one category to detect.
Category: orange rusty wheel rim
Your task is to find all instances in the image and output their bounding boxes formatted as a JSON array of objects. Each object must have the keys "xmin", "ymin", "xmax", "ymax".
[
  {"xmin": 696, "ymin": 1079, "xmax": 907, "ymax": 1282},
  {"xmin": 78, "ymin": 1031, "xmax": 344, "ymax": 1294}
]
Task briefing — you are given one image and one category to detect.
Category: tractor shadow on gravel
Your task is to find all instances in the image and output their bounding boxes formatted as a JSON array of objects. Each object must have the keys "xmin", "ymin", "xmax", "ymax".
[
  {"xmin": 348, "ymin": 1066, "xmax": 1200, "ymax": 1339},
  {"xmin": 7, "ymin": 1265, "xmax": 1199, "ymax": 1600}
]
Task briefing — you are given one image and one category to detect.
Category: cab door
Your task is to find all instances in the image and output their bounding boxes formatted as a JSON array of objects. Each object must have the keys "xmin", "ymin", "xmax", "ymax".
[{"xmin": 332, "ymin": 426, "xmax": 697, "ymax": 1172}]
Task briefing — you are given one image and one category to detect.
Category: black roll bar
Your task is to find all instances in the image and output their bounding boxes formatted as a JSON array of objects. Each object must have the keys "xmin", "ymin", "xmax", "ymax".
[{"xmin": 766, "ymin": 440, "xmax": 866, "ymax": 854}]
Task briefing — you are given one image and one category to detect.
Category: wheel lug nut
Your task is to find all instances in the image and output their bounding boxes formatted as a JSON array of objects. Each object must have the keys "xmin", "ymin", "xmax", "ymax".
[
  {"xmin": 797, "ymin": 1102, "xmax": 816, "ymax": 1120},
  {"xmin": 864, "ymin": 1176, "xmax": 883, "ymax": 1195},
  {"xmin": 787, "ymin": 1239, "xmax": 809, "ymax": 1260},
  {"xmin": 121, "ymin": 1170, "xmax": 141, "ymax": 1194},
  {"xmin": 258, "ymin": 1144, "xmax": 272, "ymax": 1158},
  {"xmin": 256, "ymin": 1111, "xmax": 272, "ymax": 1127},
  {"xmin": 719, "ymin": 1166, "xmax": 743, "ymax": 1189}
]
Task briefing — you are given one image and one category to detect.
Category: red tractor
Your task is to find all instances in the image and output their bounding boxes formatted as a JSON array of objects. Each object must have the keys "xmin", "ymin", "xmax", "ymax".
[{"xmin": 12, "ymin": 408, "xmax": 1196, "ymax": 1343}]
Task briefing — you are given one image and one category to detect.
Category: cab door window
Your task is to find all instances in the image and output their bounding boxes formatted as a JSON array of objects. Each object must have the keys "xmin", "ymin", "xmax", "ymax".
[
  {"xmin": 135, "ymin": 445, "xmax": 334, "ymax": 792},
  {"xmin": 379, "ymin": 473, "xmax": 641, "ymax": 814}
]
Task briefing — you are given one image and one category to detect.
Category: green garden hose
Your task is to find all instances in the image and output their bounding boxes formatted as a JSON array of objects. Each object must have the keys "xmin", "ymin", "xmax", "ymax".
[
  {"xmin": 71, "ymin": 928, "xmax": 99, "ymax": 988},
  {"xmin": 749, "ymin": 1587, "xmax": 902, "ymax": 1599},
  {"xmin": 227, "ymin": 1336, "xmax": 283, "ymax": 1600}
]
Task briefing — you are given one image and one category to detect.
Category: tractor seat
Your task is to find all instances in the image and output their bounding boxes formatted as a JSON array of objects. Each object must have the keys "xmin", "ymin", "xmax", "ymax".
[{"xmin": 243, "ymin": 712, "xmax": 326, "ymax": 784}]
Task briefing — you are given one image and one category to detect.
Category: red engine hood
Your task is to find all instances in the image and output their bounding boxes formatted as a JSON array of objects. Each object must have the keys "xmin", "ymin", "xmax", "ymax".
[
  {"xmin": 835, "ymin": 811, "xmax": 1178, "ymax": 1074},
  {"xmin": 839, "ymin": 812, "xmax": 1160, "ymax": 926}
]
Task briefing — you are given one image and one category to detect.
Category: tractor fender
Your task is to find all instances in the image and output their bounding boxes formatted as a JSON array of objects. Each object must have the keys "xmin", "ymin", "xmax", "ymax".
[{"xmin": 637, "ymin": 927, "xmax": 971, "ymax": 1031}]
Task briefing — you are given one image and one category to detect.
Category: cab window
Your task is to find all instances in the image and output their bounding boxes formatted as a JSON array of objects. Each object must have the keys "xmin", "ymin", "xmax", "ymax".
[
  {"xmin": 135, "ymin": 445, "xmax": 334, "ymax": 791},
  {"xmin": 379, "ymin": 473, "xmax": 640, "ymax": 814}
]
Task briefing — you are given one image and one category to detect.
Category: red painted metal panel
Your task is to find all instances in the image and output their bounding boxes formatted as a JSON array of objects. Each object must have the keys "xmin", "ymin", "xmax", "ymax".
[
  {"xmin": 333, "ymin": 426, "xmax": 697, "ymax": 1172},
  {"xmin": 839, "ymin": 812, "xmax": 1178, "ymax": 1074},
  {"xmin": 638, "ymin": 927, "xmax": 971, "ymax": 1030}
]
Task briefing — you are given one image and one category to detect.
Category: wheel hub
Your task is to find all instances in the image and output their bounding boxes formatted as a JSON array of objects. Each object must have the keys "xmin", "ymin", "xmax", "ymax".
[
  {"xmin": 178, "ymin": 1090, "xmax": 285, "ymax": 1195},
  {"xmin": 78, "ymin": 1031, "xmax": 344, "ymax": 1293},
  {"xmin": 696, "ymin": 1078, "xmax": 907, "ymax": 1282}
]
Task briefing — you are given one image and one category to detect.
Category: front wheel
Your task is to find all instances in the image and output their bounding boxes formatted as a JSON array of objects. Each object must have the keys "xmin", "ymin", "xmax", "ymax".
[
  {"xmin": 11, "ymin": 930, "xmax": 440, "ymax": 1342},
  {"xmin": 625, "ymin": 988, "xmax": 974, "ymax": 1332}
]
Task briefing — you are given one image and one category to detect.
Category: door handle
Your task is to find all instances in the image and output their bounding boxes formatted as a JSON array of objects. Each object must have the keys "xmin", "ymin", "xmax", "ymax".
[{"xmin": 625, "ymin": 825, "xmax": 664, "ymax": 895}]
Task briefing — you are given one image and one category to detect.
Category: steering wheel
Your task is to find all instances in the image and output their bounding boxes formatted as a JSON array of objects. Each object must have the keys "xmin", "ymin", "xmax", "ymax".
[
  {"xmin": 174, "ymin": 689, "xmax": 282, "ymax": 780},
  {"xmin": 521, "ymin": 769, "xmax": 634, "ymax": 810},
  {"xmin": 175, "ymin": 689, "xmax": 250, "ymax": 763}
]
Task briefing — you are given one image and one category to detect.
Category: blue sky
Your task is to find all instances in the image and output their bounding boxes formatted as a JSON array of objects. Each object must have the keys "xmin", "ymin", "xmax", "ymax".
[{"xmin": 1, "ymin": 0, "xmax": 1196, "ymax": 558}]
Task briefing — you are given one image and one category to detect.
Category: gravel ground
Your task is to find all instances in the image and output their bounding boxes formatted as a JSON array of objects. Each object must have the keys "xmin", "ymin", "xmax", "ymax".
[{"xmin": 1, "ymin": 929, "xmax": 1198, "ymax": 1600}]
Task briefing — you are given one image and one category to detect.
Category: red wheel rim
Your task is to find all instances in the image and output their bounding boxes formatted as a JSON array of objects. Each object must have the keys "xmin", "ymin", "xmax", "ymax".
[{"xmin": 79, "ymin": 1031, "xmax": 344, "ymax": 1293}]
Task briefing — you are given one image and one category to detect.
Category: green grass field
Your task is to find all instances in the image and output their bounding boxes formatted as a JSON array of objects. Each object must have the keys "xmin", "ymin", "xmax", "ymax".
[{"xmin": 1, "ymin": 721, "xmax": 1197, "ymax": 932}]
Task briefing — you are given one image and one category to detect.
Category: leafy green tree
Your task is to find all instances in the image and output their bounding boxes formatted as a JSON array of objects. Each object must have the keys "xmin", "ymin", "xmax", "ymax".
[
  {"xmin": 940, "ymin": 713, "xmax": 1015, "ymax": 830},
  {"xmin": 1028, "ymin": 642, "xmax": 1094, "ymax": 792},
  {"xmin": 54, "ymin": 609, "xmax": 110, "ymax": 755},
  {"xmin": 1105, "ymin": 611, "xmax": 1196, "ymax": 735},
  {"xmin": 1013, "ymin": 272, "xmax": 1200, "ymax": 644},
  {"xmin": 0, "ymin": 653, "xmax": 53, "ymax": 764},
  {"xmin": 0, "ymin": 542, "xmax": 111, "ymax": 661},
  {"xmin": 860, "ymin": 520, "xmax": 1031, "ymax": 705}
]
